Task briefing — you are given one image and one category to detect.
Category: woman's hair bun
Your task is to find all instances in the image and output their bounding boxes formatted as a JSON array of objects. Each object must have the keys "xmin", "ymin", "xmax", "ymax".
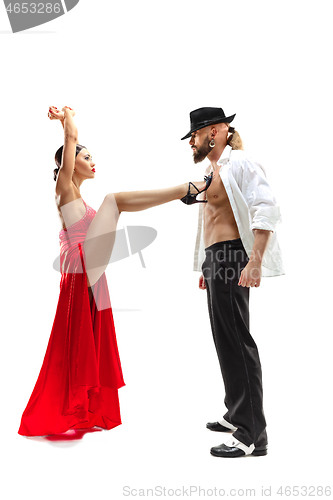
[{"xmin": 53, "ymin": 167, "xmax": 60, "ymax": 182}]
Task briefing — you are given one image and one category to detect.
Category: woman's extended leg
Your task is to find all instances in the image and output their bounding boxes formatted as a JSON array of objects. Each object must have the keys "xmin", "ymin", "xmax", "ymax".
[{"xmin": 83, "ymin": 181, "xmax": 204, "ymax": 287}]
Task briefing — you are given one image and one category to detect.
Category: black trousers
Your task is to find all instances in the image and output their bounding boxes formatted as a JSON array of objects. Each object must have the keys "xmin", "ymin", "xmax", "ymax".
[{"xmin": 202, "ymin": 238, "xmax": 267, "ymax": 448}]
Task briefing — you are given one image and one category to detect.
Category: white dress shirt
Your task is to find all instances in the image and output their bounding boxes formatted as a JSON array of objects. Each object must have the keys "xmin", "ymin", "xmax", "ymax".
[{"xmin": 193, "ymin": 145, "xmax": 285, "ymax": 277}]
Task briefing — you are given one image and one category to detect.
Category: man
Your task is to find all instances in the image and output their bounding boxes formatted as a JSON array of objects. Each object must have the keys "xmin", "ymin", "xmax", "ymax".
[{"xmin": 181, "ymin": 107, "xmax": 284, "ymax": 458}]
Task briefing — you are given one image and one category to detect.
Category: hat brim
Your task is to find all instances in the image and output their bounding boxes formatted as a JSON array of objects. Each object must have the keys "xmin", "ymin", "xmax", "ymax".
[{"xmin": 180, "ymin": 114, "xmax": 236, "ymax": 140}]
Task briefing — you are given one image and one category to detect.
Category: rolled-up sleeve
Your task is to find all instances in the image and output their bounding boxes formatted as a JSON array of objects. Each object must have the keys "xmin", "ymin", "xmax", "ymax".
[{"xmin": 241, "ymin": 159, "xmax": 282, "ymax": 233}]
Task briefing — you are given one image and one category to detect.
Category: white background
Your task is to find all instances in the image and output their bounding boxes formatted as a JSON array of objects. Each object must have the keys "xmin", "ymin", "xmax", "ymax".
[{"xmin": 1, "ymin": 1, "xmax": 332, "ymax": 499}]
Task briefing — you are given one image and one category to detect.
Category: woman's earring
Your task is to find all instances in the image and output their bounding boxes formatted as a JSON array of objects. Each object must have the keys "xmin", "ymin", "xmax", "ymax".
[{"xmin": 209, "ymin": 139, "xmax": 215, "ymax": 148}]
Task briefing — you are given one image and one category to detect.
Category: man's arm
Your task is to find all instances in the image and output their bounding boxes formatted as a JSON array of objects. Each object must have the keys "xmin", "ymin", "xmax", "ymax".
[
  {"xmin": 235, "ymin": 156, "xmax": 281, "ymax": 287},
  {"xmin": 240, "ymin": 158, "xmax": 281, "ymax": 233},
  {"xmin": 238, "ymin": 229, "xmax": 272, "ymax": 287}
]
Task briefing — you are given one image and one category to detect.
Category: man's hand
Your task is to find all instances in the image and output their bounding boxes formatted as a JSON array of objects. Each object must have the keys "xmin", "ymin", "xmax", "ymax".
[
  {"xmin": 199, "ymin": 274, "xmax": 206, "ymax": 289},
  {"xmin": 238, "ymin": 229, "xmax": 272, "ymax": 288},
  {"xmin": 238, "ymin": 260, "xmax": 262, "ymax": 288}
]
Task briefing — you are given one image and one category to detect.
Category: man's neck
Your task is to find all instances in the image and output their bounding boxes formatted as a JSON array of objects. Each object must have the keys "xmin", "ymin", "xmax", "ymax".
[{"xmin": 207, "ymin": 143, "xmax": 227, "ymax": 170}]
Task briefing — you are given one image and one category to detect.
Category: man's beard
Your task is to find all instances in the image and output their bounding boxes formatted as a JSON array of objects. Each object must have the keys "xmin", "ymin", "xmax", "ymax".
[{"xmin": 192, "ymin": 135, "xmax": 212, "ymax": 164}]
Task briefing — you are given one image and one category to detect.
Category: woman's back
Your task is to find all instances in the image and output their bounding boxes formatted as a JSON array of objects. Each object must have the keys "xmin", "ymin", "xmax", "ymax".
[{"xmin": 55, "ymin": 183, "xmax": 87, "ymax": 231}]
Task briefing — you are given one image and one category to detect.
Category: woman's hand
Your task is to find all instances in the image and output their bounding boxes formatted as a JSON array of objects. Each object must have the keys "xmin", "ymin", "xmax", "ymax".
[
  {"xmin": 62, "ymin": 106, "xmax": 75, "ymax": 118},
  {"xmin": 47, "ymin": 106, "xmax": 75, "ymax": 122},
  {"xmin": 48, "ymin": 106, "xmax": 64, "ymax": 121}
]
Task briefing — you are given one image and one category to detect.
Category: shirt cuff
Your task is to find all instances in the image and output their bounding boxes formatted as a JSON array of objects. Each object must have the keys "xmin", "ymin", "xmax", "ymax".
[{"xmin": 250, "ymin": 205, "xmax": 282, "ymax": 232}]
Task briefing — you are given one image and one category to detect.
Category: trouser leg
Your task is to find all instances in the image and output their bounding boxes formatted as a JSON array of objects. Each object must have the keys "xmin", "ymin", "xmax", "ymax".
[
  {"xmin": 205, "ymin": 282, "xmax": 230, "ymax": 415},
  {"xmin": 202, "ymin": 239, "xmax": 267, "ymax": 448}
]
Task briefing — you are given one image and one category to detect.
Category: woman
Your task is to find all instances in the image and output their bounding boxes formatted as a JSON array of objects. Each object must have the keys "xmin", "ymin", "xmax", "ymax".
[{"xmin": 17, "ymin": 106, "xmax": 212, "ymax": 437}]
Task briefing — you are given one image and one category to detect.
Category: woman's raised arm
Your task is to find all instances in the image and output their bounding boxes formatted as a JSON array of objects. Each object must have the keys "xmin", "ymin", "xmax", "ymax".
[{"xmin": 49, "ymin": 106, "xmax": 77, "ymax": 193}]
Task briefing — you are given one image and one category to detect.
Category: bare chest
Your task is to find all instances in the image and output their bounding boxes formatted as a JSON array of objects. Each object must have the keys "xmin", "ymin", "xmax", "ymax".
[
  {"xmin": 205, "ymin": 169, "xmax": 231, "ymax": 209},
  {"xmin": 202, "ymin": 168, "xmax": 239, "ymax": 241}
]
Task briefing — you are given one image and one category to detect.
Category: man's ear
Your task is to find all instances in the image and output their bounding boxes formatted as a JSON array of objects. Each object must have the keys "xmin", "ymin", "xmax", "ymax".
[{"xmin": 210, "ymin": 125, "xmax": 217, "ymax": 138}]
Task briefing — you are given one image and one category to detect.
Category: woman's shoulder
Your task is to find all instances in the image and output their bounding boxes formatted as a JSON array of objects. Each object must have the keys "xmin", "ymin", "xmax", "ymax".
[{"xmin": 55, "ymin": 183, "xmax": 81, "ymax": 208}]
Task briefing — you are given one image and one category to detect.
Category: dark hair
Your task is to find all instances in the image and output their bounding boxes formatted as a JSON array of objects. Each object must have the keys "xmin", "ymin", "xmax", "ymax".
[{"xmin": 53, "ymin": 144, "xmax": 87, "ymax": 181}]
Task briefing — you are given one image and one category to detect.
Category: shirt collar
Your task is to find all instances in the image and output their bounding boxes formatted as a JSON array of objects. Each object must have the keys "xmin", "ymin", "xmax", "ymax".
[
  {"xmin": 217, "ymin": 144, "xmax": 232, "ymax": 164},
  {"xmin": 206, "ymin": 145, "xmax": 232, "ymax": 175}
]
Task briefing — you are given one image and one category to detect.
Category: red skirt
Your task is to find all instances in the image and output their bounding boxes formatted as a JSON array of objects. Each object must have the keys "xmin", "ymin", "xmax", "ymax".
[{"xmin": 18, "ymin": 204, "xmax": 125, "ymax": 436}]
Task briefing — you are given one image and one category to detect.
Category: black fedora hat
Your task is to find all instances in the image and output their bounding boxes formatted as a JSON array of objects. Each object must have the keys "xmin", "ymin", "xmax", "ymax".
[{"xmin": 181, "ymin": 107, "xmax": 236, "ymax": 140}]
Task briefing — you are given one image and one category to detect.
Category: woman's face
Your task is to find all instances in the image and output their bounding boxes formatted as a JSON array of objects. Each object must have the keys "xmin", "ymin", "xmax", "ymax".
[{"xmin": 74, "ymin": 148, "xmax": 96, "ymax": 178}]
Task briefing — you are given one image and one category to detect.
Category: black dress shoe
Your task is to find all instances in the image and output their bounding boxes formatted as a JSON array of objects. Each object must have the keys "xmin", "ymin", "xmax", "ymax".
[
  {"xmin": 210, "ymin": 442, "xmax": 268, "ymax": 458},
  {"xmin": 206, "ymin": 421, "xmax": 234, "ymax": 432}
]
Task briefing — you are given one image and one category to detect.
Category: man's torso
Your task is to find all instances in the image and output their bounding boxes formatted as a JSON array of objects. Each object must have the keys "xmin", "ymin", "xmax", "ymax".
[{"xmin": 203, "ymin": 167, "xmax": 240, "ymax": 247}]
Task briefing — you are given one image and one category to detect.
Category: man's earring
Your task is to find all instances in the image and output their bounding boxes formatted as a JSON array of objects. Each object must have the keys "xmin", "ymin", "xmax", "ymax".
[{"xmin": 209, "ymin": 139, "xmax": 215, "ymax": 148}]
